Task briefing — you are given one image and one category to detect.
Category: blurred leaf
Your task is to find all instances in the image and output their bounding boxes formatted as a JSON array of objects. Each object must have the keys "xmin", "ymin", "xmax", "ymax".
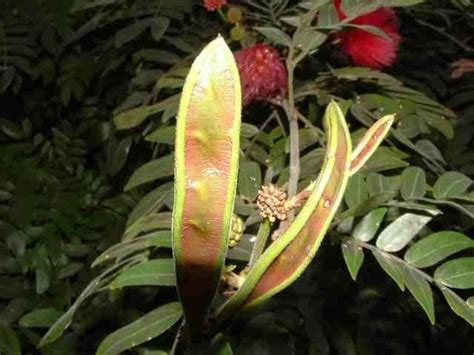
[
  {"xmin": 145, "ymin": 126, "xmax": 176, "ymax": 144},
  {"xmin": 19, "ymin": 308, "xmax": 63, "ymax": 328},
  {"xmin": 115, "ymin": 20, "xmax": 149, "ymax": 47},
  {"xmin": 109, "ymin": 259, "xmax": 175, "ymax": 289},
  {"xmin": 342, "ymin": 240, "xmax": 364, "ymax": 281},
  {"xmin": 434, "ymin": 257, "xmax": 474, "ymax": 289},
  {"xmin": 404, "ymin": 231, "xmax": 474, "ymax": 268},
  {"xmin": 254, "ymin": 27, "xmax": 291, "ymax": 47},
  {"xmin": 0, "ymin": 325, "xmax": 21, "ymax": 355},
  {"xmin": 400, "ymin": 167, "xmax": 427, "ymax": 200},
  {"xmin": 124, "ymin": 154, "xmax": 174, "ymax": 191},
  {"xmin": 376, "ymin": 213, "xmax": 432, "ymax": 252},
  {"xmin": 353, "ymin": 207, "xmax": 387, "ymax": 242},
  {"xmin": 433, "ymin": 171, "xmax": 472, "ymax": 199},
  {"xmin": 96, "ymin": 302, "xmax": 182, "ymax": 355}
]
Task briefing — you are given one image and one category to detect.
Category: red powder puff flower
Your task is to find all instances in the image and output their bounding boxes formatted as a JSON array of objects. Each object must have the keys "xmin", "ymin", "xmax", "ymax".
[
  {"xmin": 234, "ymin": 44, "xmax": 287, "ymax": 105},
  {"xmin": 333, "ymin": 0, "xmax": 401, "ymax": 69},
  {"xmin": 204, "ymin": 0, "xmax": 227, "ymax": 11}
]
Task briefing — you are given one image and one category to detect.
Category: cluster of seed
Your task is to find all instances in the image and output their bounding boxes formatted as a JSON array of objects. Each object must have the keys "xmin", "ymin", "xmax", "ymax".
[
  {"xmin": 256, "ymin": 184, "xmax": 294, "ymax": 222},
  {"xmin": 228, "ymin": 214, "xmax": 244, "ymax": 248}
]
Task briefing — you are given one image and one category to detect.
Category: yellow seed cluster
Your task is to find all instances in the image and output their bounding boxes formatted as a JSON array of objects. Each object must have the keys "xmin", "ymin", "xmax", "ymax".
[
  {"xmin": 228, "ymin": 214, "xmax": 244, "ymax": 248},
  {"xmin": 256, "ymin": 184, "xmax": 293, "ymax": 222}
]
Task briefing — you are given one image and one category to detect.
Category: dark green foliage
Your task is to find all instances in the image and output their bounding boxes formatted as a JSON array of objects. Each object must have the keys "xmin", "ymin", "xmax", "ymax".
[{"xmin": 1, "ymin": 0, "xmax": 473, "ymax": 354}]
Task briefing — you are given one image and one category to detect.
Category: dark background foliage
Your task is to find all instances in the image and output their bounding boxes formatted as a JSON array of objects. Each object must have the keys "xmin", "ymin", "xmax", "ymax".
[{"xmin": 0, "ymin": 0, "xmax": 473, "ymax": 354}]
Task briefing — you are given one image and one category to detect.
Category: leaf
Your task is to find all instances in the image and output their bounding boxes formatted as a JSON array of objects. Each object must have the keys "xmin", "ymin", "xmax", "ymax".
[
  {"xmin": 124, "ymin": 154, "xmax": 174, "ymax": 191},
  {"xmin": 109, "ymin": 259, "xmax": 175, "ymax": 289},
  {"xmin": 0, "ymin": 325, "xmax": 21, "ymax": 355},
  {"xmin": 400, "ymin": 264, "xmax": 435, "ymax": 324},
  {"xmin": 376, "ymin": 213, "xmax": 432, "ymax": 252},
  {"xmin": 238, "ymin": 161, "xmax": 262, "ymax": 201},
  {"xmin": 344, "ymin": 174, "xmax": 369, "ymax": 208},
  {"xmin": 93, "ymin": 232, "xmax": 171, "ymax": 267},
  {"xmin": 439, "ymin": 288, "xmax": 474, "ymax": 327},
  {"xmin": 150, "ymin": 17, "xmax": 170, "ymax": 42},
  {"xmin": 341, "ymin": 240, "xmax": 364, "ymax": 281},
  {"xmin": 366, "ymin": 173, "xmax": 391, "ymax": 196},
  {"xmin": 404, "ymin": 231, "xmax": 474, "ymax": 268},
  {"xmin": 172, "ymin": 36, "xmax": 241, "ymax": 336},
  {"xmin": 400, "ymin": 167, "xmax": 427, "ymax": 201},
  {"xmin": 353, "ymin": 207, "xmax": 387, "ymax": 242},
  {"xmin": 19, "ymin": 308, "xmax": 63, "ymax": 328},
  {"xmin": 115, "ymin": 21, "xmax": 149, "ymax": 47},
  {"xmin": 434, "ymin": 257, "xmax": 474, "ymax": 289},
  {"xmin": 113, "ymin": 94, "xmax": 180, "ymax": 130},
  {"xmin": 433, "ymin": 171, "xmax": 472, "ymax": 199},
  {"xmin": 127, "ymin": 182, "xmax": 174, "ymax": 227},
  {"xmin": 293, "ymin": 29, "xmax": 327, "ymax": 57},
  {"xmin": 145, "ymin": 126, "xmax": 176, "ymax": 144},
  {"xmin": 96, "ymin": 302, "xmax": 182, "ymax": 355},
  {"xmin": 254, "ymin": 27, "xmax": 292, "ymax": 47},
  {"xmin": 415, "ymin": 139, "xmax": 446, "ymax": 164},
  {"xmin": 360, "ymin": 148, "xmax": 409, "ymax": 173},
  {"xmin": 372, "ymin": 250, "xmax": 405, "ymax": 291}
]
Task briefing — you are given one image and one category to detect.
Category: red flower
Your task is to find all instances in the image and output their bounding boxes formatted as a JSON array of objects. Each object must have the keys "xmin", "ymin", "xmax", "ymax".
[
  {"xmin": 333, "ymin": 0, "xmax": 401, "ymax": 69},
  {"xmin": 234, "ymin": 44, "xmax": 287, "ymax": 105},
  {"xmin": 204, "ymin": 0, "xmax": 227, "ymax": 11}
]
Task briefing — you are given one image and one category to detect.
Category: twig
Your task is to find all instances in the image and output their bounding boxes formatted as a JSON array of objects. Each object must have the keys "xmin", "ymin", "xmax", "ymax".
[
  {"xmin": 244, "ymin": 110, "xmax": 277, "ymax": 157},
  {"xmin": 248, "ymin": 219, "xmax": 272, "ymax": 268}
]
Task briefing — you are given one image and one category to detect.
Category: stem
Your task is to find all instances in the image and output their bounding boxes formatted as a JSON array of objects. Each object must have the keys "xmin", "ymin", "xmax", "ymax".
[
  {"xmin": 285, "ymin": 53, "xmax": 300, "ymax": 221},
  {"xmin": 295, "ymin": 110, "xmax": 326, "ymax": 148},
  {"xmin": 248, "ymin": 219, "xmax": 272, "ymax": 269},
  {"xmin": 244, "ymin": 110, "xmax": 277, "ymax": 157}
]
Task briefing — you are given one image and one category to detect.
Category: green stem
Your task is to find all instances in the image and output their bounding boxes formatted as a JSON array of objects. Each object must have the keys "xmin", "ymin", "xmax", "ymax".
[
  {"xmin": 248, "ymin": 219, "xmax": 272, "ymax": 269},
  {"xmin": 285, "ymin": 54, "xmax": 300, "ymax": 221}
]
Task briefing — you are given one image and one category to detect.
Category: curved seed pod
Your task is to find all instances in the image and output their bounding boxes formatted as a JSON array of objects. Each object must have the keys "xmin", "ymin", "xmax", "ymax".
[
  {"xmin": 215, "ymin": 102, "xmax": 351, "ymax": 324},
  {"xmin": 173, "ymin": 36, "xmax": 241, "ymax": 337},
  {"xmin": 350, "ymin": 114, "xmax": 395, "ymax": 175}
]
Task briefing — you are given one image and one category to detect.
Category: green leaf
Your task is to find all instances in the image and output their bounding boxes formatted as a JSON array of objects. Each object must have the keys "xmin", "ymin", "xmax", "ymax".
[
  {"xmin": 415, "ymin": 139, "xmax": 446, "ymax": 164},
  {"xmin": 126, "ymin": 182, "xmax": 174, "ymax": 227},
  {"xmin": 109, "ymin": 259, "xmax": 175, "ymax": 289},
  {"xmin": 421, "ymin": 111, "xmax": 454, "ymax": 139},
  {"xmin": 293, "ymin": 29, "xmax": 327, "ymax": 57},
  {"xmin": 115, "ymin": 21, "xmax": 149, "ymax": 47},
  {"xmin": 434, "ymin": 257, "xmax": 474, "ymax": 289},
  {"xmin": 400, "ymin": 167, "xmax": 427, "ymax": 201},
  {"xmin": 93, "ymin": 232, "xmax": 171, "ymax": 267},
  {"xmin": 96, "ymin": 302, "xmax": 182, "ymax": 355},
  {"xmin": 254, "ymin": 27, "xmax": 292, "ymax": 47},
  {"xmin": 439, "ymin": 288, "xmax": 474, "ymax": 327},
  {"xmin": 400, "ymin": 265, "xmax": 435, "ymax": 324},
  {"xmin": 145, "ymin": 126, "xmax": 176, "ymax": 144},
  {"xmin": 238, "ymin": 161, "xmax": 262, "ymax": 201},
  {"xmin": 366, "ymin": 173, "xmax": 391, "ymax": 196},
  {"xmin": 404, "ymin": 232, "xmax": 474, "ymax": 268},
  {"xmin": 468, "ymin": 296, "xmax": 474, "ymax": 308},
  {"xmin": 372, "ymin": 250, "xmax": 405, "ymax": 291},
  {"xmin": 0, "ymin": 325, "xmax": 21, "ymax": 355},
  {"xmin": 376, "ymin": 213, "xmax": 432, "ymax": 252},
  {"xmin": 344, "ymin": 174, "xmax": 369, "ymax": 208},
  {"xmin": 124, "ymin": 154, "xmax": 174, "ymax": 191},
  {"xmin": 341, "ymin": 240, "xmax": 364, "ymax": 281},
  {"xmin": 150, "ymin": 17, "xmax": 170, "ymax": 42},
  {"xmin": 361, "ymin": 148, "xmax": 409, "ymax": 173},
  {"xmin": 353, "ymin": 207, "xmax": 387, "ymax": 242},
  {"xmin": 433, "ymin": 172, "xmax": 472, "ymax": 199},
  {"xmin": 113, "ymin": 94, "xmax": 180, "ymax": 130},
  {"xmin": 19, "ymin": 308, "xmax": 63, "ymax": 328}
]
